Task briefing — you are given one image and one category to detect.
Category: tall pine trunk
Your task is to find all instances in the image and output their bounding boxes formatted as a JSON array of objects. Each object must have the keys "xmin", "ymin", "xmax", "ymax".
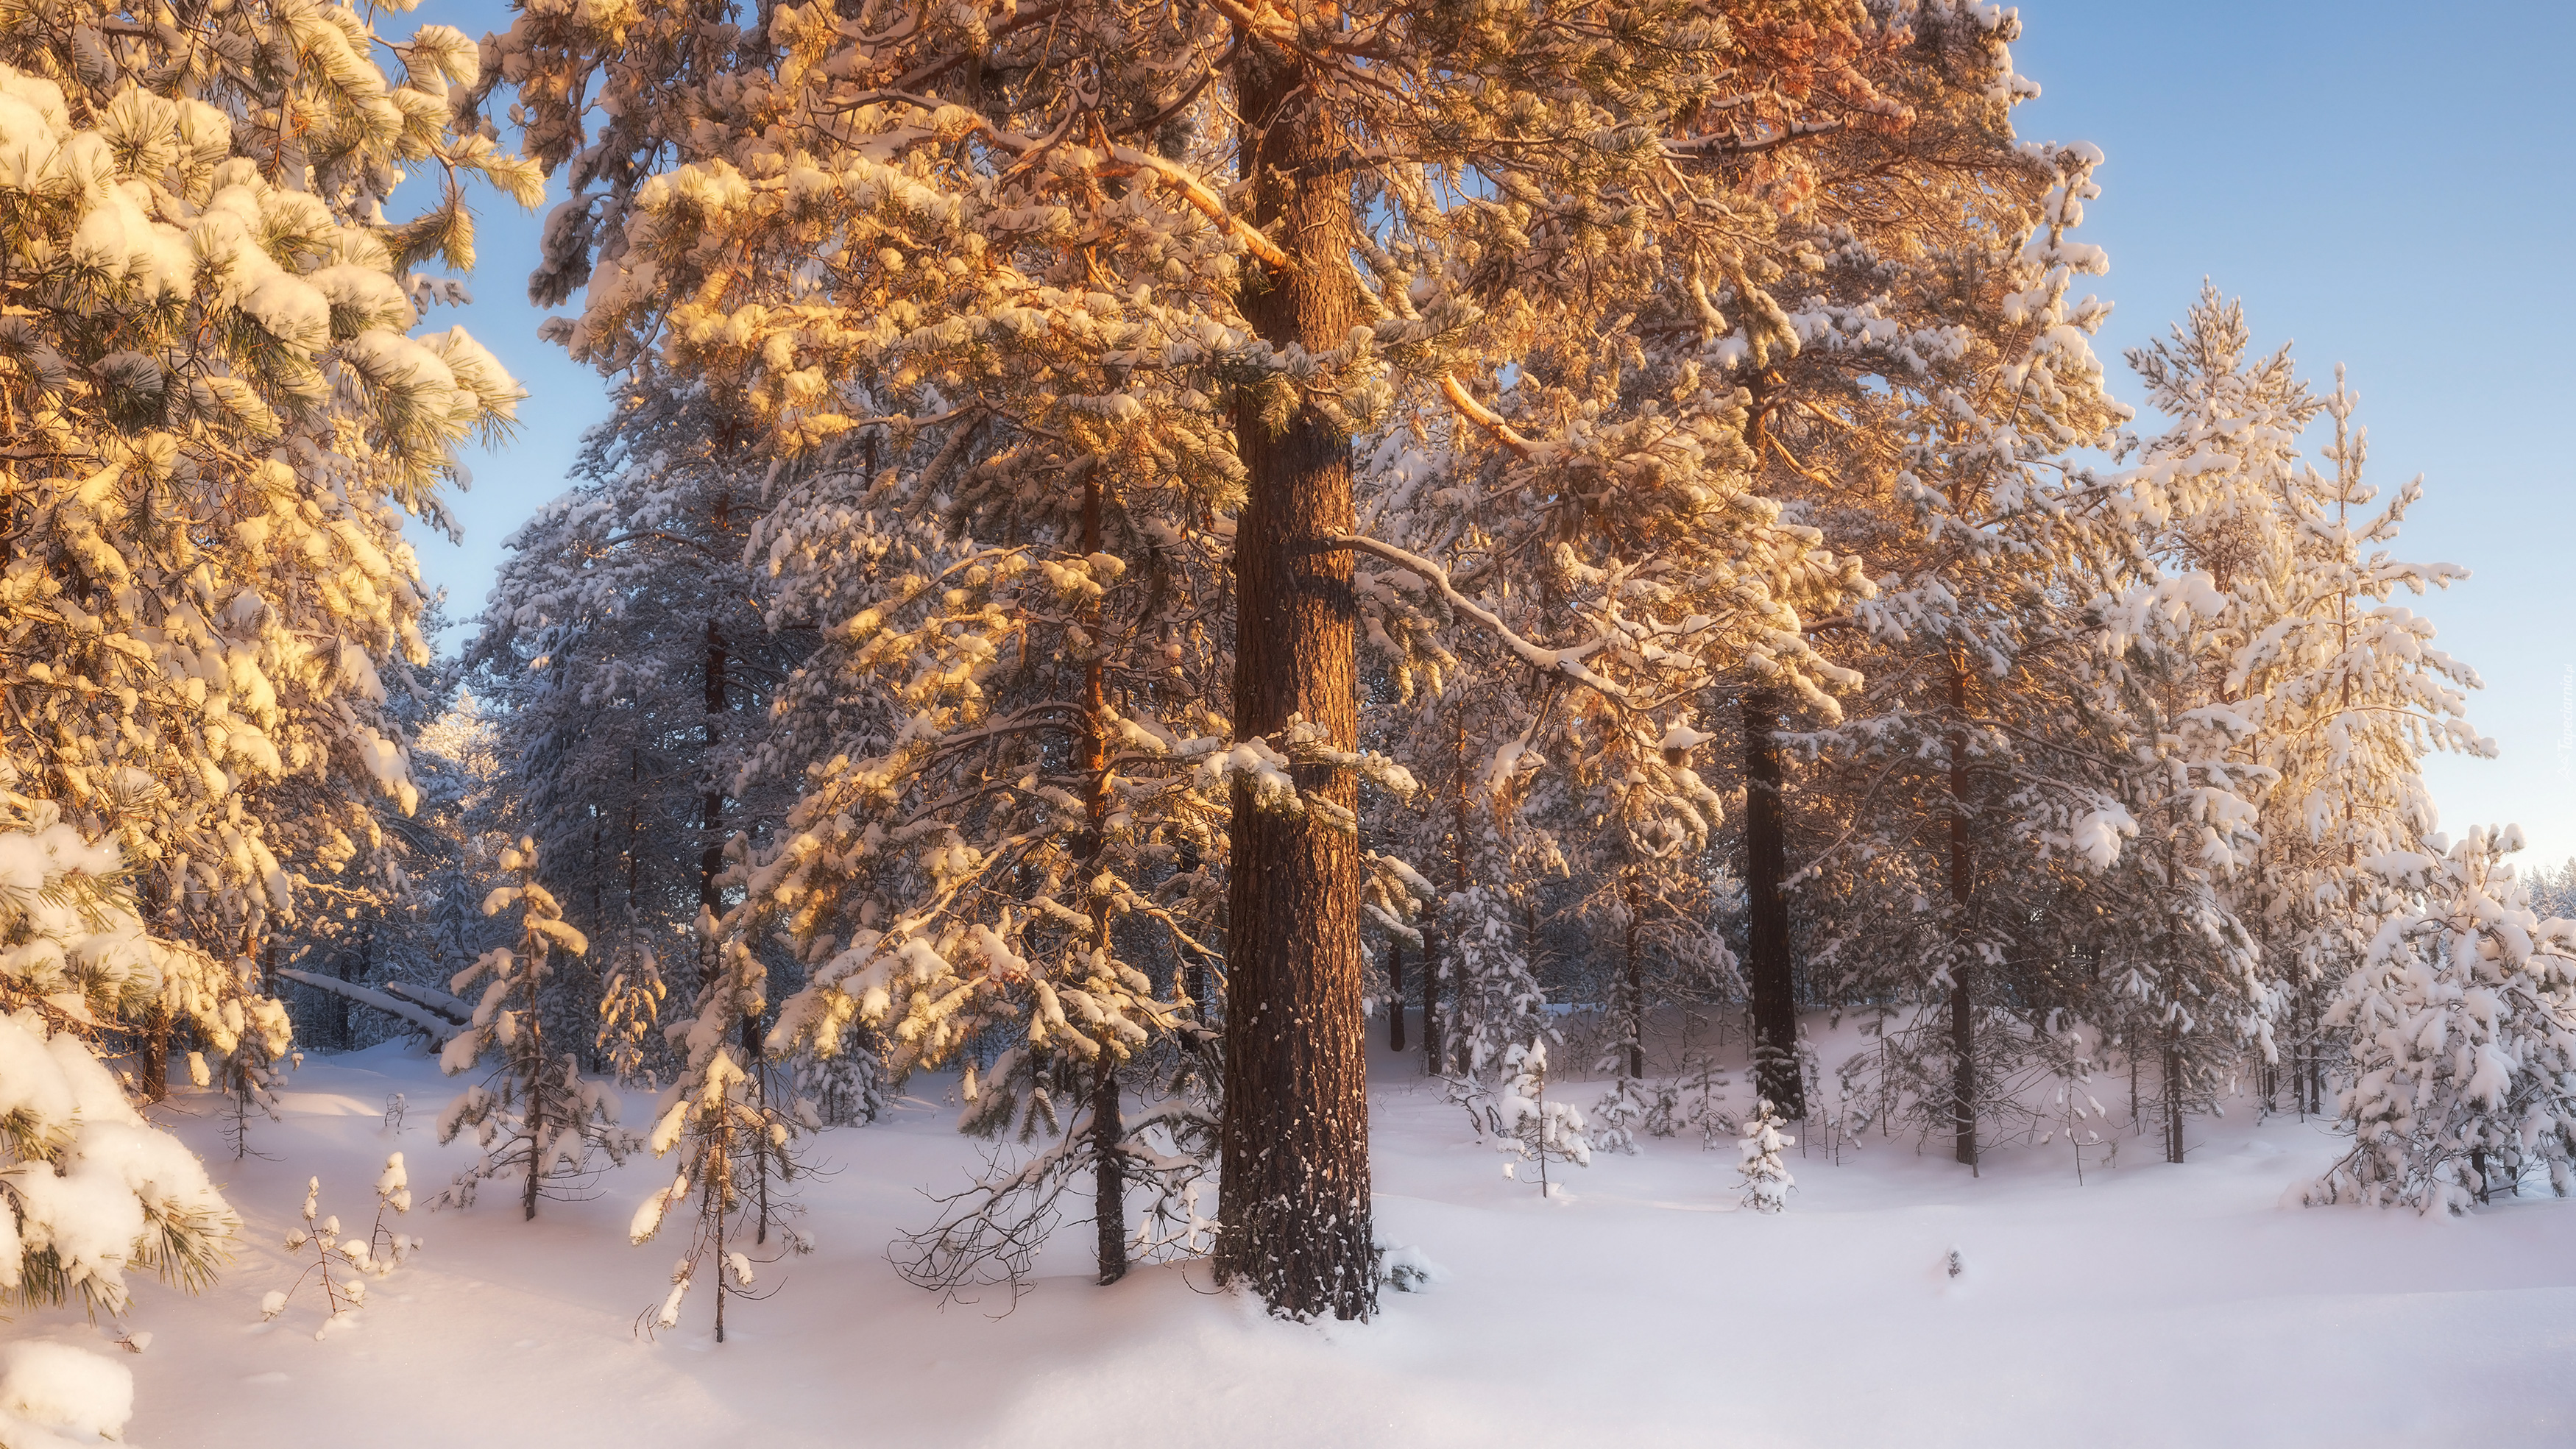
[
  {"xmin": 1621, "ymin": 874, "xmax": 1645, "ymax": 1082},
  {"xmin": 2163, "ymin": 1022, "xmax": 2186, "ymax": 1164},
  {"xmin": 1742, "ymin": 687, "xmax": 1802, "ymax": 1116},
  {"xmin": 1449, "ymin": 715, "xmax": 1471, "ymax": 1076},
  {"xmin": 1947, "ymin": 654, "xmax": 1976, "ymax": 1170},
  {"xmin": 701, "ymin": 609, "xmax": 727, "ymax": 921},
  {"xmin": 1081, "ymin": 462, "xmax": 1128, "ymax": 1287},
  {"xmin": 522, "ymin": 953, "xmax": 546, "ymax": 1222},
  {"xmin": 1214, "ymin": 47, "xmax": 1373, "ymax": 1322}
]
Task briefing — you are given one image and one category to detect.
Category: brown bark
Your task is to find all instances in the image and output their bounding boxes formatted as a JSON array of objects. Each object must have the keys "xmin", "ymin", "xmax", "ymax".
[
  {"xmin": 2164, "ymin": 1024, "xmax": 2186, "ymax": 1164},
  {"xmin": 522, "ymin": 938, "xmax": 546, "ymax": 1222},
  {"xmin": 138, "ymin": 1005, "xmax": 169, "ymax": 1102},
  {"xmin": 1450, "ymin": 714, "xmax": 1471, "ymax": 1076},
  {"xmin": 1621, "ymin": 874, "xmax": 1645, "ymax": 1083},
  {"xmin": 701, "ymin": 609, "xmax": 727, "ymax": 918},
  {"xmin": 1387, "ymin": 940, "xmax": 1406, "ymax": 1052},
  {"xmin": 1081, "ymin": 459, "xmax": 1128, "ymax": 1287},
  {"xmin": 1091, "ymin": 1056, "xmax": 1127, "ymax": 1284},
  {"xmin": 1214, "ymin": 45, "xmax": 1373, "ymax": 1322},
  {"xmin": 1419, "ymin": 925, "xmax": 1444, "ymax": 1075},
  {"xmin": 1742, "ymin": 687, "xmax": 1802, "ymax": 1116},
  {"xmin": 1947, "ymin": 653, "xmax": 1976, "ymax": 1171}
]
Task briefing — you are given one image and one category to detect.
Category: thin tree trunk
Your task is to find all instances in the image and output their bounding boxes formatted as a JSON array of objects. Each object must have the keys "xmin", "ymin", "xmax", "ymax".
[
  {"xmin": 139, "ymin": 1005, "xmax": 169, "ymax": 1102},
  {"xmin": 1450, "ymin": 714, "xmax": 1471, "ymax": 1076},
  {"xmin": 330, "ymin": 949, "xmax": 353, "ymax": 1049},
  {"xmin": 1420, "ymin": 924, "xmax": 1444, "ymax": 1076},
  {"xmin": 1387, "ymin": 940, "xmax": 1406, "ymax": 1052},
  {"xmin": 1176, "ymin": 837, "xmax": 1213, "ymax": 1023},
  {"xmin": 1081, "ymin": 458, "xmax": 1128, "ymax": 1288},
  {"xmin": 1621, "ymin": 874, "xmax": 1644, "ymax": 1083},
  {"xmin": 701, "ymin": 610, "xmax": 727, "ymax": 919},
  {"xmin": 1742, "ymin": 687, "xmax": 1802, "ymax": 1116},
  {"xmin": 2164, "ymin": 1022, "xmax": 2185, "ymax": 1164},
  {"xmin": 1214, "ymin": 46, "xmax": 1372, "ymax": 1322},
  {"xmin": 523, "ymin": 949, "xmax": 545, "ymax": 1222},
  {"xmin": 1947, "ymin": 654, "xmax": 1976, "ymax": 1171},
  {"xmin": 710, "ymin": 1130, "xmax": 729, "ymax": 1345},
  {"xmin": 1092, "ymin": 1056, "xmax": 1126, "ymax": 1284}
]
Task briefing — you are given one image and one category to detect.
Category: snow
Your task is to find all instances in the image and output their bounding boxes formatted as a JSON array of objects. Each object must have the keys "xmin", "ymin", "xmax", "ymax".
[
  {"xmin": 20, "ymin": 1026, "xmax": 2575, "ymax": 1447},
  {"xmin": 0, "ymin": 1340, "xmax": 132, "ymax": 1442}
]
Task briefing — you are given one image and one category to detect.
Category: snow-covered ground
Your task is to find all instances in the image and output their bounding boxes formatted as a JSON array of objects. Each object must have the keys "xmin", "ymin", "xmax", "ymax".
[{"xmin": 26, "ymin": 1024, "xmax": 2576, "ymax": 1448}]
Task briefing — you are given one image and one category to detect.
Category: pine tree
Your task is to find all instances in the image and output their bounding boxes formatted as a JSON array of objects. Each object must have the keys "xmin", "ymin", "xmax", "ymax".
[
  {"xmin": 1786, "ymin": 132, "xmax": 2134, "ymax": 1168},
  {"xmin": 1737, "ymin": 1099, "xmax": 1795, "ymax": 1212},
  {"xmin": 475, "ymin": 0, "xmax": 2148, "ymax": 1314},
  {"xmin": 1487, "ymin": 1041, "xmax": 1590, "ymax": 1198},
  {"xmin": 0, "ymin": 1, "xmax": 538, "ymax": 1111},
  {"xmin": 434, "ymin": 839, "xmax": 632, "ymax": 1216},
  {"xmin": 630, "ymin": 935, "xmax": 814, "ymax": 1340},
  {"xmin": 470, "ymin": 380, "xmax": 804, "ymax": 1082},
  {"xmin": 0, "ymin": 787, "xmax": 236, "ymax": 1433},
  {"xmin": 2309, "ymin": 828, "xmax": 2576, "ymax": 1212}
]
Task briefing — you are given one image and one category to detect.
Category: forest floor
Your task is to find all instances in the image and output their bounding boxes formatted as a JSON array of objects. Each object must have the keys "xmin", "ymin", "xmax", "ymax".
[{"xmin": 35, "ymin": 1019, "xmax": 2576, "ymax": 1448}]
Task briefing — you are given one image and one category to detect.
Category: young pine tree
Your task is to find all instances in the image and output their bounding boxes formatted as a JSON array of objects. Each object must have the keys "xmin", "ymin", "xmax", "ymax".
[
  {"xmin": 2308, "ymin": 828, "xmax": 2576, "ymax": 1213},
  {"xmin": 435, "ymin": 840, "xmax": 633, "ymax": 1216}
]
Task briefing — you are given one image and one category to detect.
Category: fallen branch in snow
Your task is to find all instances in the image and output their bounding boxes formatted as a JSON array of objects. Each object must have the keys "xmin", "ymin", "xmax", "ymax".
[{"xmin": 275, "ymin": 968, "xmax": 466, "ymax": 1043}]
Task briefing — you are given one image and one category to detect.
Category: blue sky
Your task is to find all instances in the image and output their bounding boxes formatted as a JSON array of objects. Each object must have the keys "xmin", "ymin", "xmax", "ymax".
[{"xmin": 406, "ymin": 0, "xmax": 2576, "ymax": 865}]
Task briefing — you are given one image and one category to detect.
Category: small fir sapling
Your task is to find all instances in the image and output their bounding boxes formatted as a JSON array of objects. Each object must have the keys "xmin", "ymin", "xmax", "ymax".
[
  {"xmin": 1738, "ymin": 1099, "xmax": 1795, "ymax": 1213},
  {"xmin": 1643, "ymin": 1054, "xmax": 1737, "ymax": 1148},
  {"xmin": 1487, "ymin": 1042, "xmax": 1590, "ymax": 1197},
  {"xmin": 434, "ymin": 840, "xmax": 634, "ymax": 1216},
  {"xmin": 258, "ymin": 1159, "xmax": 418, "ymax": 1339},
  {"xmin": 595, "ymin": 940, "xmax": 669, "ymax": 1090},
  {"xmin": 1590, "ymin": 1079, "xmax": 1648, "ymax": 1155},
  {"xmin": 793, "ymin": 1024, "xmax": 887, "ymax": 1127},
  {"xmin": 2308, "ymin": 827, "xmax": 2576, "ymax": 1213},
  {"xmin": 629, "ymin": 938, "xmax": 815, "ymax": 1342}
]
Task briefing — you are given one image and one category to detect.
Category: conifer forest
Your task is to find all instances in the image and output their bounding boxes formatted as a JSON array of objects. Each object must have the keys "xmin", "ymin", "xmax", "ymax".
[{"xmin": 1, "ymin": 0, "xmax": 2571, "ymax": 1442}]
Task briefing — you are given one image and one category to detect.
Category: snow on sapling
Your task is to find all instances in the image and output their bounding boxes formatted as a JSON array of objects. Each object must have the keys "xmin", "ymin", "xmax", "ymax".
[
  {"xmin": 1485, "ymin": 1042, "xmax": 1590, "ymax": 1197},
  {"xmin": 1590, "ymin": 1077, "xmax": 1647, "ymax": 1155},
  {"xmin": 2309, "ymin": 827, "xmax": 2576, "ymax": 1213},
  {"xmin": 258, "ymin": 1157, "xmax": 419, "ymax": 1339},
  {"xmin": 793, "ymin": 1022, "xmax": 887, "ymax": 1127},
  {"xmin": 1642, "ymin": 1052, "xmax": 1735, "ymax": 1148},
  {"xmin": 213, "ymin": 943, "xmax": 295, "ymax": 1162},
  {"xmin": 1738, "ymin": 1099, "xmax": 1795, "ymax": 1213},
  {"xmin": 435, "ymin": 840, "xmax": 634, "ymax": 1216},
  {"xmin": 629, "ymin": 938, "xmax": 815, "ymax": 1343}
]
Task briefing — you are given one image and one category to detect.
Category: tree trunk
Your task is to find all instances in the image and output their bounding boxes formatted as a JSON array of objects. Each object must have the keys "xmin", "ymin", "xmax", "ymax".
[
  {"xmin": 1214, "ymin": 46, "xmax": 1373, "ymax": 1323},
  {"xmin": 523, "ymin": 949, "xmax": 546, "ymax": 1222},
  {"xmin": 2163, "ymin": 1023, "xmax": 2185, "ymax": 1164},
  {"xmin": 1081, "ymin": 460, "xmax": 1128, "ymax": 1288},
  {"xmin": 138, "ymin": 1005, "xmax": 169, "ymax": 1102},
  {"xmin": 1621, "ymin": 874, "xmax": 1645, "ymax": 1083},
  {"xmin": 1387, "ymin": 940, "xmax": 1406, "ymax": 1052},
  {"xmin": 1449, "ymin": 714, "xmax": 1471, "ymax": 1076},
  {"xmin": 1420, "ymin": 925, "xmax": 1444, "ymax": 1076},
  {"xmin": 1092, "ymin": 1057, "xmax": 1127, "ymax": 1284},
  {"xmin": 330, "ymin": 952, "xmax": 353, "ymax": 1049},
  {"xmin": 1175, "ymin": 837, "xmax": 1214, "ymax": 1024},
  {"xmin": 701, "ymin": 611, "xmax": 727, "ymax": 919},
  {"xmin": 1742, "ymin": 687, "xmax": 1802, "ymax": 1116},
  {"xmin": 1947, "ymin": 655, "xmax": 1976, "ymax": 1171}
]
